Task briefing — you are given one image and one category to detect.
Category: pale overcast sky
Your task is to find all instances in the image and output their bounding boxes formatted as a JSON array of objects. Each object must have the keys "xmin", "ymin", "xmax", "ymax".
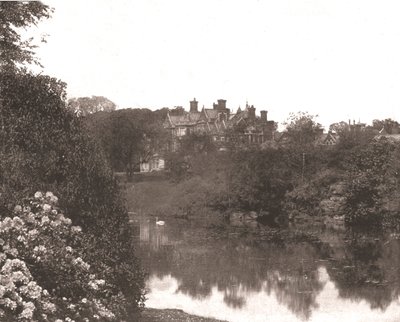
[{"xmin": 31, "ymin": 0, "xmax": 400, "ymax": 128}]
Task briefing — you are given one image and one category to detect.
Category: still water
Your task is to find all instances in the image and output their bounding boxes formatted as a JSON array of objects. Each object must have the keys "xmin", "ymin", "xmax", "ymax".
[{"xmin": 133, "ymin": 217, "xmax": 400, "ymax": 322}]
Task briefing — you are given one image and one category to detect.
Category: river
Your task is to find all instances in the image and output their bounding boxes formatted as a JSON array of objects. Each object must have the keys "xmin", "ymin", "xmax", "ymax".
[{"xmin": 132, "ymin": 216, "xmax": 400, "ymax": 322}]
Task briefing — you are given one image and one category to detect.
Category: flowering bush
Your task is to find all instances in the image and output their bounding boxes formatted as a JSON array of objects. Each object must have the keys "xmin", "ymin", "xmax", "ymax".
[
  {"xmin": 0, "ymin": 70, "xmax": 144, "ymax": 320},
  {"xmin": 0, "ymin": 192, "xmax": 122, "ymax": 321}
]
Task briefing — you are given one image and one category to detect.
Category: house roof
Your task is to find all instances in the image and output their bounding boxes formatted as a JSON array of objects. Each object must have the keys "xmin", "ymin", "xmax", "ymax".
[
  {"xmin": 166, "ymin": 112, "xmax": 201, "ymax": 127},
  {"xmin": 169, "ymin": 114, "xmax": 191, "ymax": 126},
  {"xmin": 204, "ymin": 109, "xmax": 218, "ymax": 120},
  {"xmin": 188, "ymin": 112, "xmax": 201, "ymax": 122},
  {"xmin": 315, "ymin": 133, "xmax": 329, "ymax": 145},
  {"xmin": 164, "ymin": 104, "xmax": 277, "ymax": 140}
]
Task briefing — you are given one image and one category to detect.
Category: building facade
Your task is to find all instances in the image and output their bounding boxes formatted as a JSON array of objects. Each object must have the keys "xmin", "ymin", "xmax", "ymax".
[
  {"xmin": 163, "ymin": 98, "xmax": 277, "ymax": 151},
  {"xmin": 139, "ymin": 153, "xmax": 165, "ymax": 173}
]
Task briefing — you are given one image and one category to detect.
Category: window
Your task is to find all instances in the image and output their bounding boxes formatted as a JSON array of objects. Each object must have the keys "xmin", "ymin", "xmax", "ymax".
[{"xmin": 177, "ymin": 128, "xmax": 187, "ymax": 136}]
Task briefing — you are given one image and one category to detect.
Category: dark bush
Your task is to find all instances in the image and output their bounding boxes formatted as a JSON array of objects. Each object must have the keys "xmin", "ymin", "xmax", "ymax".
[{"xmin": 0, "ymin": 70, "xmax": 145, "ymax": 319}]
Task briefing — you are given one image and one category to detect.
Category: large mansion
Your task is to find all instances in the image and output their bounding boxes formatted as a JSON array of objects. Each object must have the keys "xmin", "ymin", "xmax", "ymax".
[
  {"xmin": 141, "ymin": 99, "xmax": 378, "ymax": 172},
  {"xmin": 163, "ymin": 98, "xmax": 277, "ymax": 151}
]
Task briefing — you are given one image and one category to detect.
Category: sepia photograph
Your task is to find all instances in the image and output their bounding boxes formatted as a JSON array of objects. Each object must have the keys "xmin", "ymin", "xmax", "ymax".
[{"xmin": 1, "ymin": 1, "xmax": 400, "ymax": 321}]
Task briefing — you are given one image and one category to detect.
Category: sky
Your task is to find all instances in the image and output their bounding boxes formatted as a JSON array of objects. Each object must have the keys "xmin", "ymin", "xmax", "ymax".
[{"xmin": 28, "ymin": 0, "xmax": 400, "ymax": 128}]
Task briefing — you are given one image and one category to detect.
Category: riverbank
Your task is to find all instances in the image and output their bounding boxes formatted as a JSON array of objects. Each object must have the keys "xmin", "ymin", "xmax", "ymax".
[
  {"xmin": 124, "ymin": 178, "xmax": 225, "ymax": 223},
  {"xmin": 141, "ymin": 308, "xmax": 227, "ymax": 322}
]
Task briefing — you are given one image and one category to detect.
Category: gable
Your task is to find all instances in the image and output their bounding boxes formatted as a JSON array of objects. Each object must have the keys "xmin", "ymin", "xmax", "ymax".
[
  {"xmin": 323, "ymin": 133, "xmax": 338, "ymax": 145},
  {"xmin": 199, "ymin": 109, "xmax": 209, "ymax": 122},
  {"xmin": 205, "ymin": 109, "xmax": 218, "ymax": 120}
]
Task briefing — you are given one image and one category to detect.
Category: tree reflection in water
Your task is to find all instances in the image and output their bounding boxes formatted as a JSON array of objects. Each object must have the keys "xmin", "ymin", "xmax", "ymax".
[
  {"xmin": 136, "ymin": 217, "xmax": 400, "ymax": 321},
  {"xmin": 325, "ymin": 231, "xmax": 400, "ymax": 311}
]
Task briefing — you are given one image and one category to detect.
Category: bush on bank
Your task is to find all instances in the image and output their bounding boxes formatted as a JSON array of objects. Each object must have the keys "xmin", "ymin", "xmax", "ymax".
[
  {"xmin": 0, "ymin": 70, "xmax": 145, "ymax": 320},
  {"xmin": 163, "ymin": 134, "xmax": 400, "ymax": 229},
  {"xmin": 342, "ymin": 138, "xmax": 399, "ymax": 227},
  {"xmin": 0, "ymin": 192, "xmax": 122, "ymax": 321}
]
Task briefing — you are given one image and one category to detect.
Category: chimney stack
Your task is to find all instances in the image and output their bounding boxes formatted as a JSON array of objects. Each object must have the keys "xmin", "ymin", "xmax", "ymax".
[
  {"xmin": 217, "ymin": 99, "xmax": 227, "ymax": 110},
  {"xmin": 260, "ymin": 110, "xmax": 268, "ymax": 122},
  {"xmin": 248, "ymin": 105, "xmax": 256, "ymax": 120},
  {"xmin": 190, "ymin": 98, "xmax": 198, "ymax": 113}
]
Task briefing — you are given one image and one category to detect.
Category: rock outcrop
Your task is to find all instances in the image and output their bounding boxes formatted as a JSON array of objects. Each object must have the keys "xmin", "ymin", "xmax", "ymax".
[{"xmin": 319, "ymin": 182, "xmax": 347, "ymax": 217}]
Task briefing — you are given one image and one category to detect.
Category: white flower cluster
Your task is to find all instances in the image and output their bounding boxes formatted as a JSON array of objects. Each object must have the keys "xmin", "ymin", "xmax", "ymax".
[
  {"xmin": 88, "ymin": 278, "xmax": 105, "ymax": 291},
  {"xmin": 92, "ymin": 299, "xmax": 116, "ymax": 319},
  {"xmin": 0, "ymin": 258, "xmax": 56, "ymax": 320},
  {"xmin": 71, "ymin": 257, "xmax": 90, "ymax": 271},
  {"xmin": 0, "ymin": 191, "xmax": 117, "ymax": 321},
  {"xmin": 34, "ymin": 191, "xmax": 59, "ymax": 205}
]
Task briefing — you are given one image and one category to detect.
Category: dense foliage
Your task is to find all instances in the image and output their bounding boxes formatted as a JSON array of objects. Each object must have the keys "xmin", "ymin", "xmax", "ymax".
[
  {"xmin": 0, "ymin": 1, "xmax": 52, "ymax": 68},
  {"xmin": 68, "ymin": 96, "xmax": 116, "ymax": 116},
  {"xmin": 159, "ymin": 112, "xmax": 400, "ymax": 228},
  {"xmin": 283, "ymin": 112, "xmax": 322, "ymax": 148},
  {"xmin": 0, "ymin": 69, "xmax": 145, "ymax": 320},
  {"xmin": 227, "ymin": 148, "xmax": 293, "ymax": 213},
  {"xmin": 83, "ymin": 108, "xmax": 168, "ymax": 177},
  {"xmin": 0, "ymin": 193, "xmax": 120, "ymax": 321},
  {"xmin": 343, "ymin": 138, "xmax": 399, "ymax": 226},
  {"xmin": 0, "ymin": 3, "xmax": 145, "ymax": 320}
]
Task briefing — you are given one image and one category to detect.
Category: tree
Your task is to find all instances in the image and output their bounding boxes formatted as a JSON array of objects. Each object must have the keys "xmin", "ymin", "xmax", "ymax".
[
  {"xmin": 228, "ymin": 148, "xmax": 293, "ymax": 213},
  {"xmin": 343, "ymin": 138, "xmax": 396, "ymax": 226},
  {"xmin": 179, "ymin": 132, "xmax": 216, "ymax": 155},
  {"xmin": 224, "ymin": 120, "xmax": 251, "ymax": 149},
  {"xmin": 334, "ymin": 124, "xmax": 374, "ymax": 151},
  {"xmin": 169, "ymin": 106, "xmax": 185, "ymax": 115},
  {"xmin": 283, "ymin": 112, "xmax": 323, "ymax": 147},
  {"xmin": 0, "ymin": 70, "xmax": 146, "ymax": 318},
  {"xmin": 372, "ymin": 118, "xmax": 400, "ymax": 134},
  {"xmin": 0, "ymin": 2, "xmax": 52, "ymax": 69},
  {"xmin": 165, "ymin": 133, "xmax": 217, "ymax": 181},
  {"xmin": 0, "ymin": 2, "xmax": 146, "ymax": 319},
  {"xmin": 281, "ymin": 112, "xmax": 326, "ymax": 183},
  {"xmin": 111, "ymin": 111, "xmax": 144, "ymax": 176},
  {"xmin": 84, "ymin": 108, "xmax": 168, "ymax": 177},
  {"xmin": 0, "ymin": 70, "xmax": 70, "ymax": 144},
  {"xmin": 329, "ymin": 121, "xmax": 350, "ymax": 134},
  {"xmin": 68, "ymin": 96, "xmax": 117, "ymax": 116}
]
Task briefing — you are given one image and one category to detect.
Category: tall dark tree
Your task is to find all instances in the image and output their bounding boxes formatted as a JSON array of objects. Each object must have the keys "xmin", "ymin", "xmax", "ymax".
[
  {"xmin": 0, "ymin": 65, "xmax": 145, "ymax": 322},
  {"xmin": 0, "ymin": 1, "xmax": 52, "ymax": 69},
  {"xmin": 228, "ymin": 148, "xmax": 293, "ymax": 212},
  {"xmin": 282, "ymin": 112, "xmax": 325, "ymax": 183},
  {"xmin": 283, "ymin": 112, "xmax": 323, "ymax": 147},
  {"xmin": 0, "ymin": 3, "xmax": 145, "ymax": 319},
  {"xmin": 84, "ymin": 108, "xmax": 168, "ymax": 177},
  {"xmin": 343, "ymin": 138, "xmax": 396, "ymax": 226}
]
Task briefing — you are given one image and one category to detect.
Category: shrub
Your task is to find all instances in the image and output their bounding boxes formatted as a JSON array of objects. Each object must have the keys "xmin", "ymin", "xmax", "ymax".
[
  {"xmin": 228, "ymin": 148, "xmax": 293, "ymax": 213},
  {"xmin": 342, "ymin": 139, "xmax": 396, "ymax": 227},
  {"xmin": 283, "ymin": 169, "xmax": 344, "ymax": 217},
  {"xmin": 0, "ymin": 192, "xmax": 124, "ymax": 321},
  {"xmin": 0, "ymin": 70, "xmax": 145, "ymax": 319}
]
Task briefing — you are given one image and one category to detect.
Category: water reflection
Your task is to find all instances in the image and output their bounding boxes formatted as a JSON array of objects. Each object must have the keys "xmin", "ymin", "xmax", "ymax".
[{"xmin": 135, "ymin": 217, "xmax": 400, "ymax": 322}]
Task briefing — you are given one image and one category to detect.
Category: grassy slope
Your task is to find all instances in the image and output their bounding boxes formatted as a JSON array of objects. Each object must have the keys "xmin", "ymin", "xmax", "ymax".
[{"xmin": 124, "ymin": 180, "xmax": 176, "ymax": 215}]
